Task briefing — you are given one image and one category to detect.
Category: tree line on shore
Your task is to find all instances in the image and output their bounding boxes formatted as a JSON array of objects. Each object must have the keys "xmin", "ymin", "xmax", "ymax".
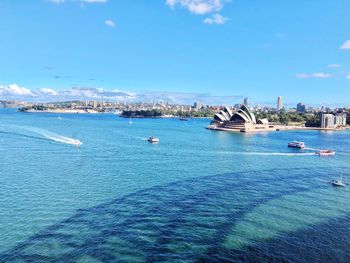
[{"xmin": 122, "ymin": 109, "xmax": 322, "ymax": 126}]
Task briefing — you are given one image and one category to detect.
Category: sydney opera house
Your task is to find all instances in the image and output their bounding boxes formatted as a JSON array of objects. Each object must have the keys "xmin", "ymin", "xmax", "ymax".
[{"xmin": 208, "ymin": 104, "xmax": 271, "ymax": 132}]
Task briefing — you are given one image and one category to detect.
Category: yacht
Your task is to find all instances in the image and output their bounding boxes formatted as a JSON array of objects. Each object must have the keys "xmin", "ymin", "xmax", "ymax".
[
  {"xmin": 147, "ymin": 136, "xmax": 159, "ymax": 143},
  {"xmin": 332, "ymin": 171, "xmax": 345, "ymax": 187},
  {"xmin": 288, "ymin": 141, "xmax": 305, "ymax": 148}
]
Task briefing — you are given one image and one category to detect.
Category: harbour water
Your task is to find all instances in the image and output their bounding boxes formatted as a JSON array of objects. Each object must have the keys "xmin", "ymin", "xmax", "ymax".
[{"xmin": 1, "ymin": 108, "xmax": 350, "ymax": 262}]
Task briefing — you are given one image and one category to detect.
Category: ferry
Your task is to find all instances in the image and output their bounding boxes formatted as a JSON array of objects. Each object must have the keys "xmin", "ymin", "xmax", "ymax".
[
  {"xmin": 316, "ymin": 150, "xmax": 336, "ymax": 156},
  {"xmin": 147, "ymin": 136, "xmax": 159, "ymax": 143},
  {"xmin": 288, "ymin": 141, "xmax": 305, "ymax": 148}
]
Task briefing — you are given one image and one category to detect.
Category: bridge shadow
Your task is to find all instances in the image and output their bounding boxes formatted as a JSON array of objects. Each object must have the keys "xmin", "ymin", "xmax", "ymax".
[
  {"xmin": 201, "ymin": 214, "xmax": 350, "ymax": 263},
  {"xmin": 1, "ymin": 167, "xmax": 348, "ymax": 262}
]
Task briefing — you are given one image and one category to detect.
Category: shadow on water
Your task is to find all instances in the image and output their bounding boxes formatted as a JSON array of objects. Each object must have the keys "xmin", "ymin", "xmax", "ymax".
[{"xmin": 1, "ymin": 167, "xmax": 350, "ymax": 262}]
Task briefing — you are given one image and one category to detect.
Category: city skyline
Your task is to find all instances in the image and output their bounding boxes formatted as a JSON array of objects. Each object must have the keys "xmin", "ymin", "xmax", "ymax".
[{"xmin": 0, "ymin": 0, "xmax": 350, "ymax": 105}]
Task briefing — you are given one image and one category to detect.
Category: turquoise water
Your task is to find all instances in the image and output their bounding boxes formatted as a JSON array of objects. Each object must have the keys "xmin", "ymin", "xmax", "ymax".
[{"xmin": 0, "ymin": 108, "xmax": 350, "ymax": 262}]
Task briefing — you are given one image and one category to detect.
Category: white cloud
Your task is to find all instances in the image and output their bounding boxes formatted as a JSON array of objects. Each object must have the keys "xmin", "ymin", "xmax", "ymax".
[
  {"xmin": 0, "ymin": 84, "xmax": 36, "ymax": 97},
  {"xmin": 38, "ymin": 88, "xmax": 58, "ymax": 96},
  {"xmin": 295, "ymin": 73, "xmax": 332, "ymax": 79},
  {"xmin": 0, "ymin": 84, "xmax": 242, "ymax": 104},
  {"xmin": 48, "ymin": 0, "xmax": 65, "ymax": 3},
  {"xmin": 203, "ymin": 13, "xmax": 228, "ymax": 25},
  {"xmin": 81, "ymin": 0, "xmax": 107, "ymax": 3},
  {"xmin": 327, "ymin": 64, "xmax": 341, "ymax": 68},
  {"xmin": 166, "ymin": 0, "xmax": 225, "ymax": 15},
  {"xmin": 346, "ymin": 74, "xmax": 350, "ymax": 80},
  {"xmin": 48, "ymin": 0, "xmax": 107, "ymax": 4},
  {"xmin": 340, "ymin": 40, "xmax": 350, "ymax": 50},
  {"xmin": 313, "ymin": 73, "xmax": 332, "ymax": 78},
  {"xmin": 104, "ymin": 19, "xmax": 116, "ymax": 27}
]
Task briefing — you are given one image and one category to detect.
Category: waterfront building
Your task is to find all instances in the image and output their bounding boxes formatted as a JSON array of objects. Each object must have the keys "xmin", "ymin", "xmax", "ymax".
[
  {"xmin": 321, "ymin": 113, "xmax": 347, "ymax": 128},
  {"xmin": 211, "ymin": 104, "xmax": 269, "ymax": 132},
  {"xmin": 334, "ymin": 113, "xmax": 347, "ymax": 127},
  {"xmin": 277, "ymin": 96, "xmax": 283, "ymax": 111},
  {"xmin": 297, "ymin": 103, "xmax": 306, "ymax": 113},
  {"xmin": 321, "ymin": 114, "xmax": 335, "ymax": 128}
]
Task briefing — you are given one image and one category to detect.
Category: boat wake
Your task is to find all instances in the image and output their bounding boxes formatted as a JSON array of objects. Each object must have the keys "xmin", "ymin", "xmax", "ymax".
[{"xmin": 14, "ymin": 126, "xmax": 82, "ymax": 146}]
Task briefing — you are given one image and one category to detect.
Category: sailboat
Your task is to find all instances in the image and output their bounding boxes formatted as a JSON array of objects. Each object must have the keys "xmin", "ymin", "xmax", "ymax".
[{"xmin": 332, "ymin": 170, "xmax": 346, "ymax": 187}]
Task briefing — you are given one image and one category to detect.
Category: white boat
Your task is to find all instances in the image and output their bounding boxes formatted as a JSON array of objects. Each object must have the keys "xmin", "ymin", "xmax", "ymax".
[
  {"xmin": 70, "ymin": 139, "xmax": 82, "ymax": 146},
  {"xmin": 147, "ymin": 136, "xmax": 159, "ymax": 143},
  {"xmin": 332, "ymin": 171, "xmax": 345, "ymax": 187},
  {"xmin": 129, "ymin": 118, "xmax": 133, "ymax": 124},
  {"xmin": 288, "ymin": 141, "xmax": 305, "ymax": 148},
  {"xmin": 316, "ymin": 150, "xmax": 336, "ymax": 156}
]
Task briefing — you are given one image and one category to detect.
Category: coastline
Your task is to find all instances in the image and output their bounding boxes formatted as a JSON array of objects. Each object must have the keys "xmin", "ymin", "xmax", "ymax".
[
  {"xmin": 21, "ymin": 109, "xmax": 103, "ymax": 114},
  {"xmin": 207, "ymin": 124, "xmax": 350, "ymax": 133}
]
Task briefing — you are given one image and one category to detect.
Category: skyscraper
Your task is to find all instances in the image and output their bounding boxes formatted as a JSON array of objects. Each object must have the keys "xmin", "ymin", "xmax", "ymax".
[
  {"xmin": 244, "ymin": 97, "xmax": 248, "ymax": 107},
  {"xmin": 277, "ymin": 96, "xmax": 283, "ymax": 111},
  {"xmin": 297, "ymin": 103, "xmax": 306, "ymax": 113}
]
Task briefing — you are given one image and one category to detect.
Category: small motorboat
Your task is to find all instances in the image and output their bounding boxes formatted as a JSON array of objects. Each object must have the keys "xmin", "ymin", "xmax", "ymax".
[
  {"xmin": 147, "ymin": 136, "xmax": 159, "ymax": 143},
  {"xmin": 288, "ymin": 141, "xmax": 305, "ymax": 148},
  {"xmin": 179, "ymin": 117, "xmax": 189, "ymax": 121},
  {"xmin": 316, "ymin": 150, "xmax": 336, "ymax": 156}
]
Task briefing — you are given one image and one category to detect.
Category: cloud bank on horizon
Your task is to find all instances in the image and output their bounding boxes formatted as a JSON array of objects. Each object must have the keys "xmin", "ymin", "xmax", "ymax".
[{"xmin": 0, "ymin": 84, "xmax": 242, "ymax": 105}]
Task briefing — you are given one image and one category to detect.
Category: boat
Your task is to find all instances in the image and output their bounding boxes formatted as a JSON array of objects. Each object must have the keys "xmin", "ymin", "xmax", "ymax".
[
  {"xmin": 288, "ymin": 141, "xmax": 305, "ymax": 148},
  {"xmin": 316, "ymin": 150, "xmax": 336, "ymax": 156},
  {"xmin": 147, "ymin": 136, "xmax": 159, "ymax": 143},
  {"xmin": 67, "ymin": 139, "xmax": 82, "ymax": 147},
  {"xmin": 332, "ymin": 171, "xmax": 345, "ymax": 187},
  {"xmin": 179, "ymin": 117, "xmax": 189, "ymax": 121},
  {"xmin": 129, "ymin": 118, "xmax": 133, "ymax": 124}
]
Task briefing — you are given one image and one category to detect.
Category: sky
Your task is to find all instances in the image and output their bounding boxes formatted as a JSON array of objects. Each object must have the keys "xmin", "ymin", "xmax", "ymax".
[{"xmin": 0, "ymin": 0, "xmax": 350, "ymax": 106}]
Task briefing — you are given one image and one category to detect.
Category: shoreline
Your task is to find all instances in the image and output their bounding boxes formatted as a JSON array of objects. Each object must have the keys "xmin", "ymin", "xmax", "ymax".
[
  {"xmin": 21, "ymin": 109, "xmax": 105, "ymax": 114},
  {"xmin": 20, "ymin": 110, "xmax": 211, "ymax": 118},
  {"xmin": 207, "ymin": 124, "xmax": 350, "ymax": 133}
]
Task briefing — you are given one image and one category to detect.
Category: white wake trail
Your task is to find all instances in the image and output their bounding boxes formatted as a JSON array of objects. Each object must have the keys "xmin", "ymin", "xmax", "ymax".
[{"xmin": 17, "ymin": 126, "xmax": 82, "ymax": 146}]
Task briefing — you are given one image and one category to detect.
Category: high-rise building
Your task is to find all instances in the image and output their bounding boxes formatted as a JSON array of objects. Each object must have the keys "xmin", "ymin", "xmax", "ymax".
[
  {"xmin": 193, "ymin": 101, "xmax": 202, "ymax": 110},
  {"xmin": 297, "ymin": 103, "xmax": 306, "ymax": 113},
  {"xmin": 277, "ymin": 96, "xmax": 283, "ymax": 111},
  {"xmin": 244, "ymin": 97, "xmax": 248, "ymax": 107}
]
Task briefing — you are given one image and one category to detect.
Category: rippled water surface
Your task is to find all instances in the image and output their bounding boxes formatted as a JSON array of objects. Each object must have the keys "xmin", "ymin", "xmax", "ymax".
[{"xmin": 1, "ymin": 109, "xmax": 350, "ymax": 262}]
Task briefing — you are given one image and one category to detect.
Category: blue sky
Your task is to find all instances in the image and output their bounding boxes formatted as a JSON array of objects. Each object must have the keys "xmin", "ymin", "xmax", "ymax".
[{"xmin": 0, "ymin": 0, "xmax": 349, "ymax": 106}]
